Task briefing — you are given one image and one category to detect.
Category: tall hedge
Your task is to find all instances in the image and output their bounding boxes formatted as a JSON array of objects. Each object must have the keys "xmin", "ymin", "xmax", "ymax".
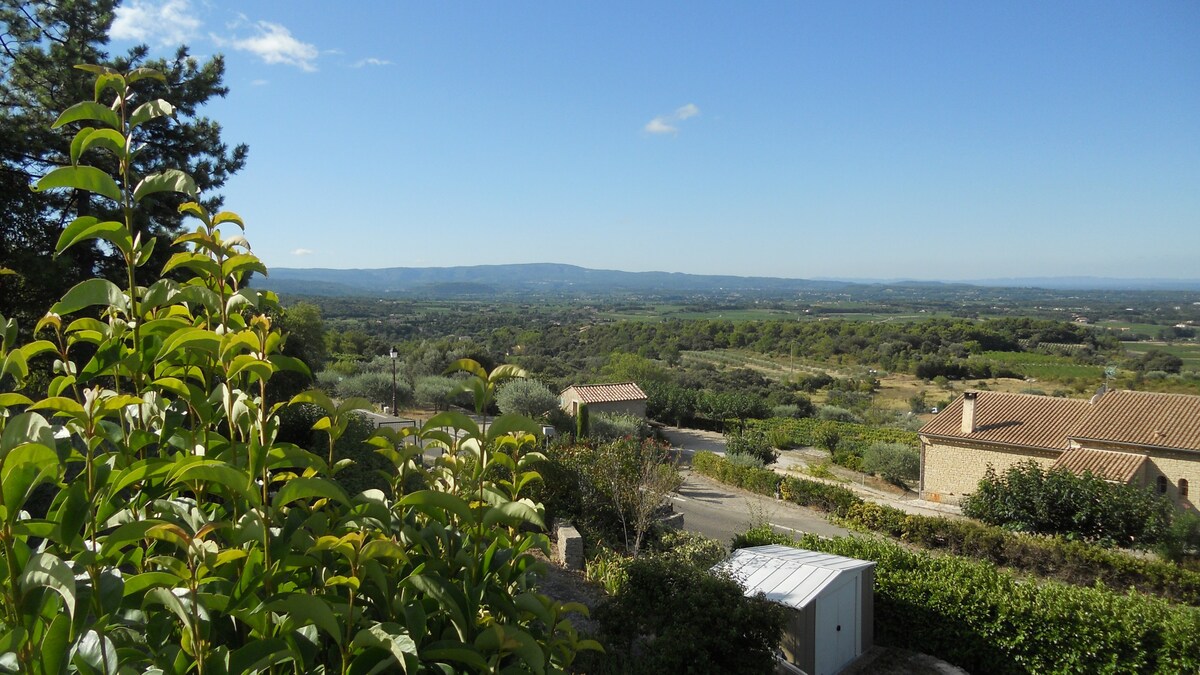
[
  {"xmin": 736, "ymin": 527, "xmax": 1200, "ymax": 674},
  {"xmin": 694, "ymin": 452, "xmax": 1200, "ymax": 605}
]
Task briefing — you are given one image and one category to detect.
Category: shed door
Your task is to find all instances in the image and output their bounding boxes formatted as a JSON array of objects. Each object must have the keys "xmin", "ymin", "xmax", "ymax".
[{"xmin": 815, "ymin": 575, "xmax": 859, "ymax": 674}]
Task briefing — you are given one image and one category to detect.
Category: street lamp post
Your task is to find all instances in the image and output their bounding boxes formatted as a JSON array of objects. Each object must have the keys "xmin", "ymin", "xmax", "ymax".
[{"xmin": 389, "ymin": 346, "xmax": 398, "ymax": 415}]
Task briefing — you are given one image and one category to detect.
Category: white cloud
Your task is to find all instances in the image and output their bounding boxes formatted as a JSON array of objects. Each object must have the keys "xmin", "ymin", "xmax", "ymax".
[
  {"xmin": 644, "ymin": 118, "xmax": 677, "ymax": 134},
  {"xmin": 644, "ymin": 103, "xmax": 701, "ymax": 135},
  {"xmin": 111, "ymin": 0, "xmax": 201, "ymax": 46},
  {"xmin": 219, "ymin": 21, "xmax": 319, "ymax": 71},
  {"xmin": 292, "ymin": 248, "xmax": 313, "ymax": 256},
  {"xmin": 353, "ymin": 57, "xmax": 393, "ymax": 68},
  {"xmin": 250, "ymin": 79, "xmax": 269, "ymax": 86}
]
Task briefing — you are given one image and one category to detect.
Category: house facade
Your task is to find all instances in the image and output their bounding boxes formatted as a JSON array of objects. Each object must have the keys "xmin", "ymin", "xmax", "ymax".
[
  {"xmin": 559, "ymin": 382, "xmax": 648, "ymax": 418},
  {"xmin": 920, "ymin": 389, "xmax": 1200, "ymax": 509}
]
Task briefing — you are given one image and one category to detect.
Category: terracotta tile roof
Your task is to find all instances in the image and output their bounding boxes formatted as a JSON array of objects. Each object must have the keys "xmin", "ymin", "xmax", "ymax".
[
  {"xmin": 1051, "ymin": 447, "xmax": 1147, "ymax": 484},
  {"xmin": 561, "ymin": 382, "xmax": 647, "ymax": 404},
  {"xmin": 920, "ymin": 391, "xmax": 1092, "ymax": 450},
  {"xmin": 1070, "ymin": 390, "xmax": 1200, "ymax": 452}
]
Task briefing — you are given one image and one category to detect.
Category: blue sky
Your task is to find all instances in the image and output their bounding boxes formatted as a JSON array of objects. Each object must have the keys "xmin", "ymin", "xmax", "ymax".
[{"xmin": 108, "ymin": 1, "xmax": 1200, "ymax": 280}]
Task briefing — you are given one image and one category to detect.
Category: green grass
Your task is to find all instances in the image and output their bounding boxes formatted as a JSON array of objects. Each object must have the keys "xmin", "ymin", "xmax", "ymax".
[
  {"xmin": 1123, "ymin": 342, "xmax": 1200, "ymax": 369},
  {"xmin": 973, "ymin": 351, "xmax": 1106, "ymax": 380}
]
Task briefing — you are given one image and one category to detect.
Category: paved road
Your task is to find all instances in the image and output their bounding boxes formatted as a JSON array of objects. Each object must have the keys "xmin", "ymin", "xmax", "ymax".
[{"xmin": 672, "ymin": 470, "xmax": 849, "ymax": 546}]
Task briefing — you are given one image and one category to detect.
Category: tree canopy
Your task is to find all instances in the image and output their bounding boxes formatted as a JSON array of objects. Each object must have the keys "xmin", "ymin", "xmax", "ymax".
[{"xmin": 0, "ymin": 0, "xmax": 246, "ymax": 325}]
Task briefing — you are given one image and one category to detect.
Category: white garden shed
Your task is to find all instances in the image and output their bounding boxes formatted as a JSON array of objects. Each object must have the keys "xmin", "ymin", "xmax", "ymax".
[{"xmin": 715, "ymin": 545, "xmax": 875, "ymax": 675}]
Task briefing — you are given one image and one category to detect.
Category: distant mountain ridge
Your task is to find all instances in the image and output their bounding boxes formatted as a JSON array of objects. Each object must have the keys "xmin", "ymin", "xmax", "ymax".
[
  {"xmin": 253, "ymin": 263, "xmax": 856, "ymax": 297},
  {"xmin": 252, "ymin": 263, "xmax": 1200, "ymax": 297}
]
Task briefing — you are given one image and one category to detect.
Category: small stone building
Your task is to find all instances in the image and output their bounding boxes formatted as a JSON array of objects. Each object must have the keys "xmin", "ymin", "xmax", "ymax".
[
  {"xmin": 920, "ymin": 389, "xmax": 1200, "ymax": 508},
  {"xmin": 715, "ymin": 545, "xmax": 875, "ymax": 675},
  {"xmin": 559, "ymin": 382, "xmax": 647, "ymax": 418}
]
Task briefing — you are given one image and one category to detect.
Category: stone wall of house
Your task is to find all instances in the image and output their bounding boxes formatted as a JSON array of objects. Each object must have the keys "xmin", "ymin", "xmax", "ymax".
[
  {"xmin": 1071, "ymin": 439, "xmax": 1200, "ymax": 510},
  {"xmin": 920, "ymin": 438, "xmax": 1059, "ymax": 505}
]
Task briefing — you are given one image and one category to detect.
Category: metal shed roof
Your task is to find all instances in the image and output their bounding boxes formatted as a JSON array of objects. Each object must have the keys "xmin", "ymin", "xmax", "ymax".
[{"xmin": 713, "ymin": 545, "xmax": 874, "ymax": 610}]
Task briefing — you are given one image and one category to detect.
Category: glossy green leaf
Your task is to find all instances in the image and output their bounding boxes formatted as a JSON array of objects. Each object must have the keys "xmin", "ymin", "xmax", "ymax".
[
  {"xmin": 1, "ymin": 444, "xmax": 59, "ymax": 518},
  {"xmin": 77, "ymin": 128, "xmax": 127, "ymax": 164},
  {"xmin": 93, "ymin": 72, "xmax": 125, "ymax": 102},
  {"xmin": 40, "ymin": 612, "xmax": 72, "ymax": 675},
  {"xmin": 483, "ymin": 499, "xmax": 544, "ymax": 530},
  {"xmin": 18, "ymin": 339, "xmax": 56, "ymax": 361},
  {"xmin": 0, "ymin": 393, "xmax": 32, "ymax": 408},
  {"xmin": 18, "ymin": 552, "xmax": 76, "ymax": 618},
  {"xmin": 399, "ymin": 490, "xmax": 473, "ymax": 523},
  {"xmin": 360, "ymin": 539, "xmax": 406, "ymax": 563},
  {"xmin": 32, "ymin": 165, "xmax": 121, "ymax": 202},
  {"xmin": 56, "ymin": 216, "xmax": 129, "ymax": 256},
  {"xmin": 133, "ymin": 169, "xmax": 197, "ymax": 202},
  {"xmin": 228, "ymin": 637, "xmax": 293, "ymax": 674},
  {"xmin": 273, "ymin": 477, "xmax": 350, "ymax": 508},
  {"xmin": 100, "ymin": 519, "xmax": 170, "ymax": 557},
  {"xmin": 290, "ymin": 389, "xmax": 335, "ymax": 413},
  {"xmin": 122, "ymin": 571, "xmax": 180, "ymax": 597},
  {"xmin": 170, "ymin": 460, "xmax": 255, "ymax": 503},
  {"xmin": 162, "ymin": 251, "xmax": 220, "ymax": 278},
  {"xmin": 129, "ymin": 99, "xmax": 174, "ymax": 128},
  {"xmin": 422, "ymin": 411, "xmax": 480, "ymax": 439},
  {"xmin": 49, "ymin": 278, "xmax": 127, "ymax": 315},
  {"xmin": 444, "ymin": 358, "xmax": 488, "ymax": 380},
  {"xmin": 221, "ymin": 254, "xmax": 268, "ymax": 279},
  {"xmin": 51, "ymin": 101, "xmax": 120, "ymax": 130},
  {"xmin": 157, "ymin": 327, "xmax": 220, "ymax": 358},
  {"xmin": 212, "ymin": 210, "xmax": 245, "ymax": 228},
  {"xmin": 268, "ymin": 594, "xmax": 343, "ymax": 645},
  {"xmin": 420, "ymin": 643, "xmax": 490, "ymax": 671},
  {"xmin": 1, "ymin": 411, "xmax": 54, "ymax": 457},
  {"xmin": 485, "ymin": 413, "xmax": 542, "ymax": 442},
  {"xmin": 109, "ymin": 454, "xmax": 174, "ymax": 492},
  {"xmin": 126, "ymin": 67, "xmax": 166, "ymax": 84},
  {"xmin": 69, "ymin": 127, "xmax": 94, "ymax": 166},
  {"xmin": 350, "ymin": 623, "xmax": 418, "ymax": 671},
  {"xmin": 73, "ymin": 629, "xmax": 118, "ymax": 675}
]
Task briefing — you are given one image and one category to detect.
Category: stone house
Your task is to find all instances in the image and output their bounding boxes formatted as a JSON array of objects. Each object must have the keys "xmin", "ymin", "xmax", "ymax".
[
  {"xmin": 558, "ymin": 382, "xmax": 648, "ymax": 418},
  {"xmin": 920, "ymin": 389, "xmax": 1200, "ymax": 508}
]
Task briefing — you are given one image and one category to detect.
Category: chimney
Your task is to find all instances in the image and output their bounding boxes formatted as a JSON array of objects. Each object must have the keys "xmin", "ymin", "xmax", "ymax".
[{"xmin": 962, "ymin": 391, "xmax": 979, "ymax": 434}]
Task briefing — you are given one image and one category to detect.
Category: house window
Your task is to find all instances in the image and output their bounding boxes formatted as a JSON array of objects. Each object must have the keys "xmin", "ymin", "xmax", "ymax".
[
  {"xmin": 1180, "ymin": 479, "xmax": 1190, "ymax": 501},
  {"xmin": 1157, "ymin": 476, "xmax": 1169, "ymax": 494}
]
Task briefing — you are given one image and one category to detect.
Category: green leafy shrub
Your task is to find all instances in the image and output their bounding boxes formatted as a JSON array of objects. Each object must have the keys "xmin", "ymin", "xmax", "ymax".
[
  {"xmin": 724, "ymin": 452, "xmax": 766, "ymax": 470},
  {"xmin": 779, "ymin": 475, "xmax": 861, "ymax": 516},
  {"xmin": 962, "ymin": 461, "xmax": 1172, "ymax": 548},
  {"xmin": 814, "ymin": 419, "xmax": 841, "ymax": 452},
  {"xmin": 413, "ymin": 374, "xmax": 458, "ymax": 410},
  {"xmin": 1159, "ymin": 510, "xmax": 1200, "ymax": 563},
  {"xmin": 496, "ymin": 377, "xmax": 559, "ymax": 418},
  {"xmin": 724, "ymin": 427, "xmax": 778, "ymax": 465},
  {"xmin": 336, "ymin": 369, "xmax": 413, "ymax": 408},
  {"xmin": 0, "ymin": 66, "xmax": 593, "ymax": 673},
  {"xmin": 734, "ymin": 528, "xmax": 1200, "ymax": 674},
  {"xmin": 832, "ymin": 442, "xmax": 864, "ymax": 471},
  {"xmin": 595, "ymin": 556, "xmax": 786, "ymax": 675},
  {"xmin": 693, "ymin": 451, "xmax": 782, "ymax": 496},
  {"xmin": 589, "ymin": 411, "xmax": 651, "ymax": 441},
  {"xmin": 585, "ymin": 545, "xmax": 631, "ymax": 595},
  {"xmin": 645, "ymin": 529, "xmax": 729, "ymax": 569},
  {"xmin": 862, "ymin": 441, "xmax": 920, "ymax": 485},
  {"xmin": 817, "ymin": 404, "xmax": 862, "ymax": 423},
  {"xmin": 539, "ymin": 438, "xmax": 680, "ymax": 555}
]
